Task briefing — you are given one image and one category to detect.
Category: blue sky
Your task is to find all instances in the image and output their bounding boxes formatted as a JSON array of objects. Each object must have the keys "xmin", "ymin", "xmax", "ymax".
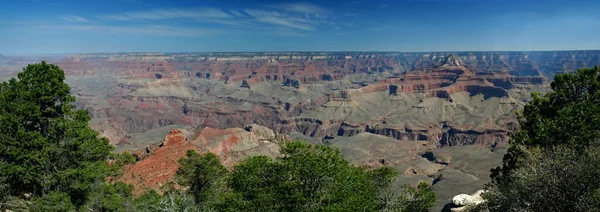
[{"xmin": 1, "ymin": 0, "xmax": 599, "ymax": 54}]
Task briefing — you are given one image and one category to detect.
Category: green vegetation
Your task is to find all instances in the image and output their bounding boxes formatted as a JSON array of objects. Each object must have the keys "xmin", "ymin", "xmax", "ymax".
[
  {"xmin": 0, "ymin": 61, "xmax": 435, "ymax": 211},
  {"xmin": 0, "ymin": 61, "xmax": 118, "ymax": 210},
  {"xmin": 171, "ymin": 141, "xmax": 436, "ymax": 212},
  {"xmin": 483, "ymin": 66, "xmax": 600, "ymax": 211}
]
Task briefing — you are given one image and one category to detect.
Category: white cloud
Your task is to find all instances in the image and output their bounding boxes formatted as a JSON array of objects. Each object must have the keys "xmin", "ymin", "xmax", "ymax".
[
  {"xmin": 100, "ymin": 8, "xmax": 235, "ymax": 21},
  {"xmin": 93, "ymin": 4, "xmax": 341, "ymax": 36},
  {"xmin": 255, "ymin": 16, "xmax": 313, "ymax": 31},
  {"xmin": 244, "ymin": 9, "xmax": 282, "ymax": 18},
  {"xmin": 60, "ymin": 16, "xmax": 89, "ymax": 23},
  {"xmin": 276, "ymin": 3, "xmax": 328, "ymax": 14},
  {"xmin": 228, "ymin": 9, "xmax": 246, "ymax": 17},
  {"xmin": 243, "ymin": 9, "xmax": 320, "ymax": 31},
  {"xmin": 38, "ymin": 24, "xmax": 218, "ymax": 36}
]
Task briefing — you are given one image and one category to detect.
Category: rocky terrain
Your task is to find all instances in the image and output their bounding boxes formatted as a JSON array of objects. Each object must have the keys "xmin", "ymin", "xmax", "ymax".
[
  {"xmin": 119, "ymin": 124, "xmax": 287, "ymax": 194},
  {"xmin": 2, "ymin": 50, "xmax": 599, "ymax": 210},
  {"xmin": 44, "ymin": 51, "xmax": 578, "ymax": 148}
]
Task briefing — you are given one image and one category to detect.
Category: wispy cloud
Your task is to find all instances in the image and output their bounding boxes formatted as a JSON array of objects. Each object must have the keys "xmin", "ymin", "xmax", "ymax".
[
  {"xmin": 244, "ymin": 9, "xmax": 315, "ymax": 31},
  {"xmin": 60, "ymin": 16, "xmax": 89, "ymax": 23},
  {"xmin": 74, "ymin": 3, "xmax": 342, "ymax": 36},
  {"xmin": 38, "ymin": 24, "xmax": 218, "ymax": 36},
  {"xmin": 256, "ymin": 16, "xmax": 313, "ymax": 31},
  {"xmin": 275, "ymin": 3, "xmax": 328, "ymax": 15},
  {"xmin": 228, "ymin": 9, "xmax": 246, "ymax": 18},
  {"xmin": 100, "ymin": 8, "xmax": 235, "ymax": 21}
]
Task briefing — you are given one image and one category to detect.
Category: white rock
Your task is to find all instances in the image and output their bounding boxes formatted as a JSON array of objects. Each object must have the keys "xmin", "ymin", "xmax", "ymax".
[
  {"xmin": 451, "ymin": 189, "xmax": 486, "ymax": 212},
  {"xmin": 450, "ymin": 206, "xmax": 467, "ymax": 212},
  {"xmin": 452, "ymin": 194, "xmax": 473, "ymax": 206}
]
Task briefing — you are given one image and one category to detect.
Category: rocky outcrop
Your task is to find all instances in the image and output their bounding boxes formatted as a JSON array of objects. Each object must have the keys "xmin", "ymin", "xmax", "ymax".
[
  {"xmin": 366, "ymin": 126, "xmax": 431, "ymax": 141},
  {"xmin": 450, "ymin": 190, "xmax": 486, "ymax": 212},
  {"xmin": 119, "ymin": 125, "xmax": 290, "ymax": 194},
  {"xmin": 189, "ymin": 124, "xmax": 289, "ymax": 168},
  {"xmin": 119, "ymin": 129, "xmax": 197, "ymax": 194}
]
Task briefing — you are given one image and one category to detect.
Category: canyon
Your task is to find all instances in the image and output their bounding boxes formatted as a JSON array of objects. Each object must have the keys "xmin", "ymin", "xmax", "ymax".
[
  {"xmin": 1, "ymin": 50, "xmax": 599, "ymax": 210},
  {"xmin": 50, "ymin": 51, "xmax": 564, "ymax": 148}
]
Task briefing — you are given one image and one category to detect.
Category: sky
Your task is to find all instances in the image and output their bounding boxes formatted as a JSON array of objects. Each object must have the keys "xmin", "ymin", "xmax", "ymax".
[{"xmin": 1, "ymin": 0, "xmax": 599, "ymax": 54}]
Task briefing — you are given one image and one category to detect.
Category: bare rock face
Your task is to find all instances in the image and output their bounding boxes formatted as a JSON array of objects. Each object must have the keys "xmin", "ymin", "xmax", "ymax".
[
  {"xmin": 450, "ymin": 190, "xmax": 486, "ymax": 212},
  {"xmin": 190, "ymin": 125, "xmax": 285, "ymax": 168},
  {"xmin": 162, "ymin": 129, "xmax": 186, "ymax": 146},
  {"xmin": 442, "ymin": 55, "xmax": 464, "ymax": 67},
  {"xmin": 119, "ymin": 129, "xmax": 197, "ymax": 194},
  {"xmin": 245, "ymin": 124, "xmax": 290, "ymax": 143},
  {"xmin": 119, "ymin": 125, "xmax": 291, "ymax": 194}
]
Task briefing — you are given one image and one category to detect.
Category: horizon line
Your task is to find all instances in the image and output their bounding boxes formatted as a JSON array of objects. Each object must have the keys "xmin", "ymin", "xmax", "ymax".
[{"xmin": 4, "ymin": 49, "xmax": 600, "ymax": 57}]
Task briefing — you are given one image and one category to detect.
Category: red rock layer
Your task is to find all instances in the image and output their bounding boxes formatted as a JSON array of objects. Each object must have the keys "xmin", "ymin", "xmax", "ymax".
[
  {"xmin": 119, "ymin": 125, "xmax": 288, "ymax": 194},
  {"xmin": 119, "ymin": 129, "xmax": 197, "ymax": 194}
]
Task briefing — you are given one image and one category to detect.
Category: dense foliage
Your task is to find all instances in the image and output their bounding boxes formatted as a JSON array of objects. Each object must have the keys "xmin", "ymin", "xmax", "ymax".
[
  {"xmin": 0, "ymin": 61, "xmax": 435, "ymax": 211},
  {"xmin": 484, "ymin": 66, "xmax": 600, "ymax": 211},
  {"xmin": 0, "ymin": 61, "xmax": 128, "ymax": 210},
  {"xmin": 174, "ymin": 141, "xmax": 436, "ymax": 212}
]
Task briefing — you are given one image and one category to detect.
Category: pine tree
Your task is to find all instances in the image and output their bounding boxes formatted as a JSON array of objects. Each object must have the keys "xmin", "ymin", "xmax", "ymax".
[{"xmin": 0, "ymin": 61, "xmax": 114, "ymax": 208}]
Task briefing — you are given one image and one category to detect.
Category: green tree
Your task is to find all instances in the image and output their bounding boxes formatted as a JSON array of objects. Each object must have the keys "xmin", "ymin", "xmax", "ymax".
[
  {"xmin": 228, "ymin": 155, "xmax": 281, "ymax": 211},
  {"xmin": 369, "ymin": 167, "xmax": 435, "ymax": 212},
  {"xmin": 492, "ymin": 66, "xmax": 600, "ymax": 177},
  {"xmin": 80, "ymin": 182, "xmax": 136, "ymax": 212},
  {"xmin": 226, "ymin": 141, "xmax": 435, "ymax": 212},
  {"xmin": 485, "ymin": 66, "xmax": 600, "ymax": 211},
  {"xmin": 133, "ymin": 190, "xmax": 163, "ymax": 211},
  {"xmin": 30, "ymin": 191, "xmax": 75, "ymax": 212},
  {"xmin": 0, "ymin": 61, "xmax": 114, "ymax": 209},
  {"xmin": 229, "ymin": 141, "xmax": 378, "ymax": 211},
  {"xmin": 484, "ymin": 145, "xmax": 600, "ymax": 211},
  {"xmin": 396, "ymin": 182, "xmax": 436, "ymax": 212},
  {"xmin": 176, "ymin": 150, "xmax": 235, "ymax": 210},
  {"xmin": 107, "ymin": 152, "xmax": 137, "ymax": 178}
]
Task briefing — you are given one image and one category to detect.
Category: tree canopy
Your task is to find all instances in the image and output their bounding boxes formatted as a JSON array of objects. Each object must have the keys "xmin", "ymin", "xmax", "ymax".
[
  {"xmin": 484, "ymin": 66, "xmax": 600, "ymax": 211},
  {"xmin": 174, "ymin": 141, "xmax": 436, "ymax": 212},
  {"xmin": 0, "ymin": 61, "xmax": 124, "ymax": 210}
]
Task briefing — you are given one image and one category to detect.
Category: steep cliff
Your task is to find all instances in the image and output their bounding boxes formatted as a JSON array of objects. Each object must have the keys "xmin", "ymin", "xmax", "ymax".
[{"xmin": 29, "ymin": 51, "xmax": 599, "ymax": 148}]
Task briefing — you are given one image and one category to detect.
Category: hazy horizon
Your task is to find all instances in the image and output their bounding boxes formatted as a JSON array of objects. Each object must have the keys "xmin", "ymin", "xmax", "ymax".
[{"xmin": 5, "ymin": 49, "xmax": 600, "ymax": 57}]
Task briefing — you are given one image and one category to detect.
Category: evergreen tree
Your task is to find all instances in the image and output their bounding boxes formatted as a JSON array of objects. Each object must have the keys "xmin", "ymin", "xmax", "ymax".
[
  {"xmin": 0, "ymin": 61, "xmax": 114, "ymax": 209},
  {"xmin": 485, "ymin": 66, "xmax": 600, "ymax": 211}
]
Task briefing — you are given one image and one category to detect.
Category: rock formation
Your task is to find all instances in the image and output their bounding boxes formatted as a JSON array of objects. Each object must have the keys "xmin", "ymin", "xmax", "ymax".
[
  {"xmin": 5, "ymin": 51, "xmax": 596, "ymax": 148},
  {"xmin": 118, "ymin": 125, "xmax": 289, "ymax": 194},
  {"xmin": 450, "ymin": 190, "xmax": 486, "ymax": 212},
  {"xmin": 119, "ymin": 129, "xmax": 197, "ymax": 194}
]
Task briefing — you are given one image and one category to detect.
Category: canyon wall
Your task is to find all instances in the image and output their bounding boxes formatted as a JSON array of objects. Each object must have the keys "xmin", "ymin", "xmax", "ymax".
[{"xmin": 9, "ymin": 51, "xmax": 594, "ymax": 149}]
